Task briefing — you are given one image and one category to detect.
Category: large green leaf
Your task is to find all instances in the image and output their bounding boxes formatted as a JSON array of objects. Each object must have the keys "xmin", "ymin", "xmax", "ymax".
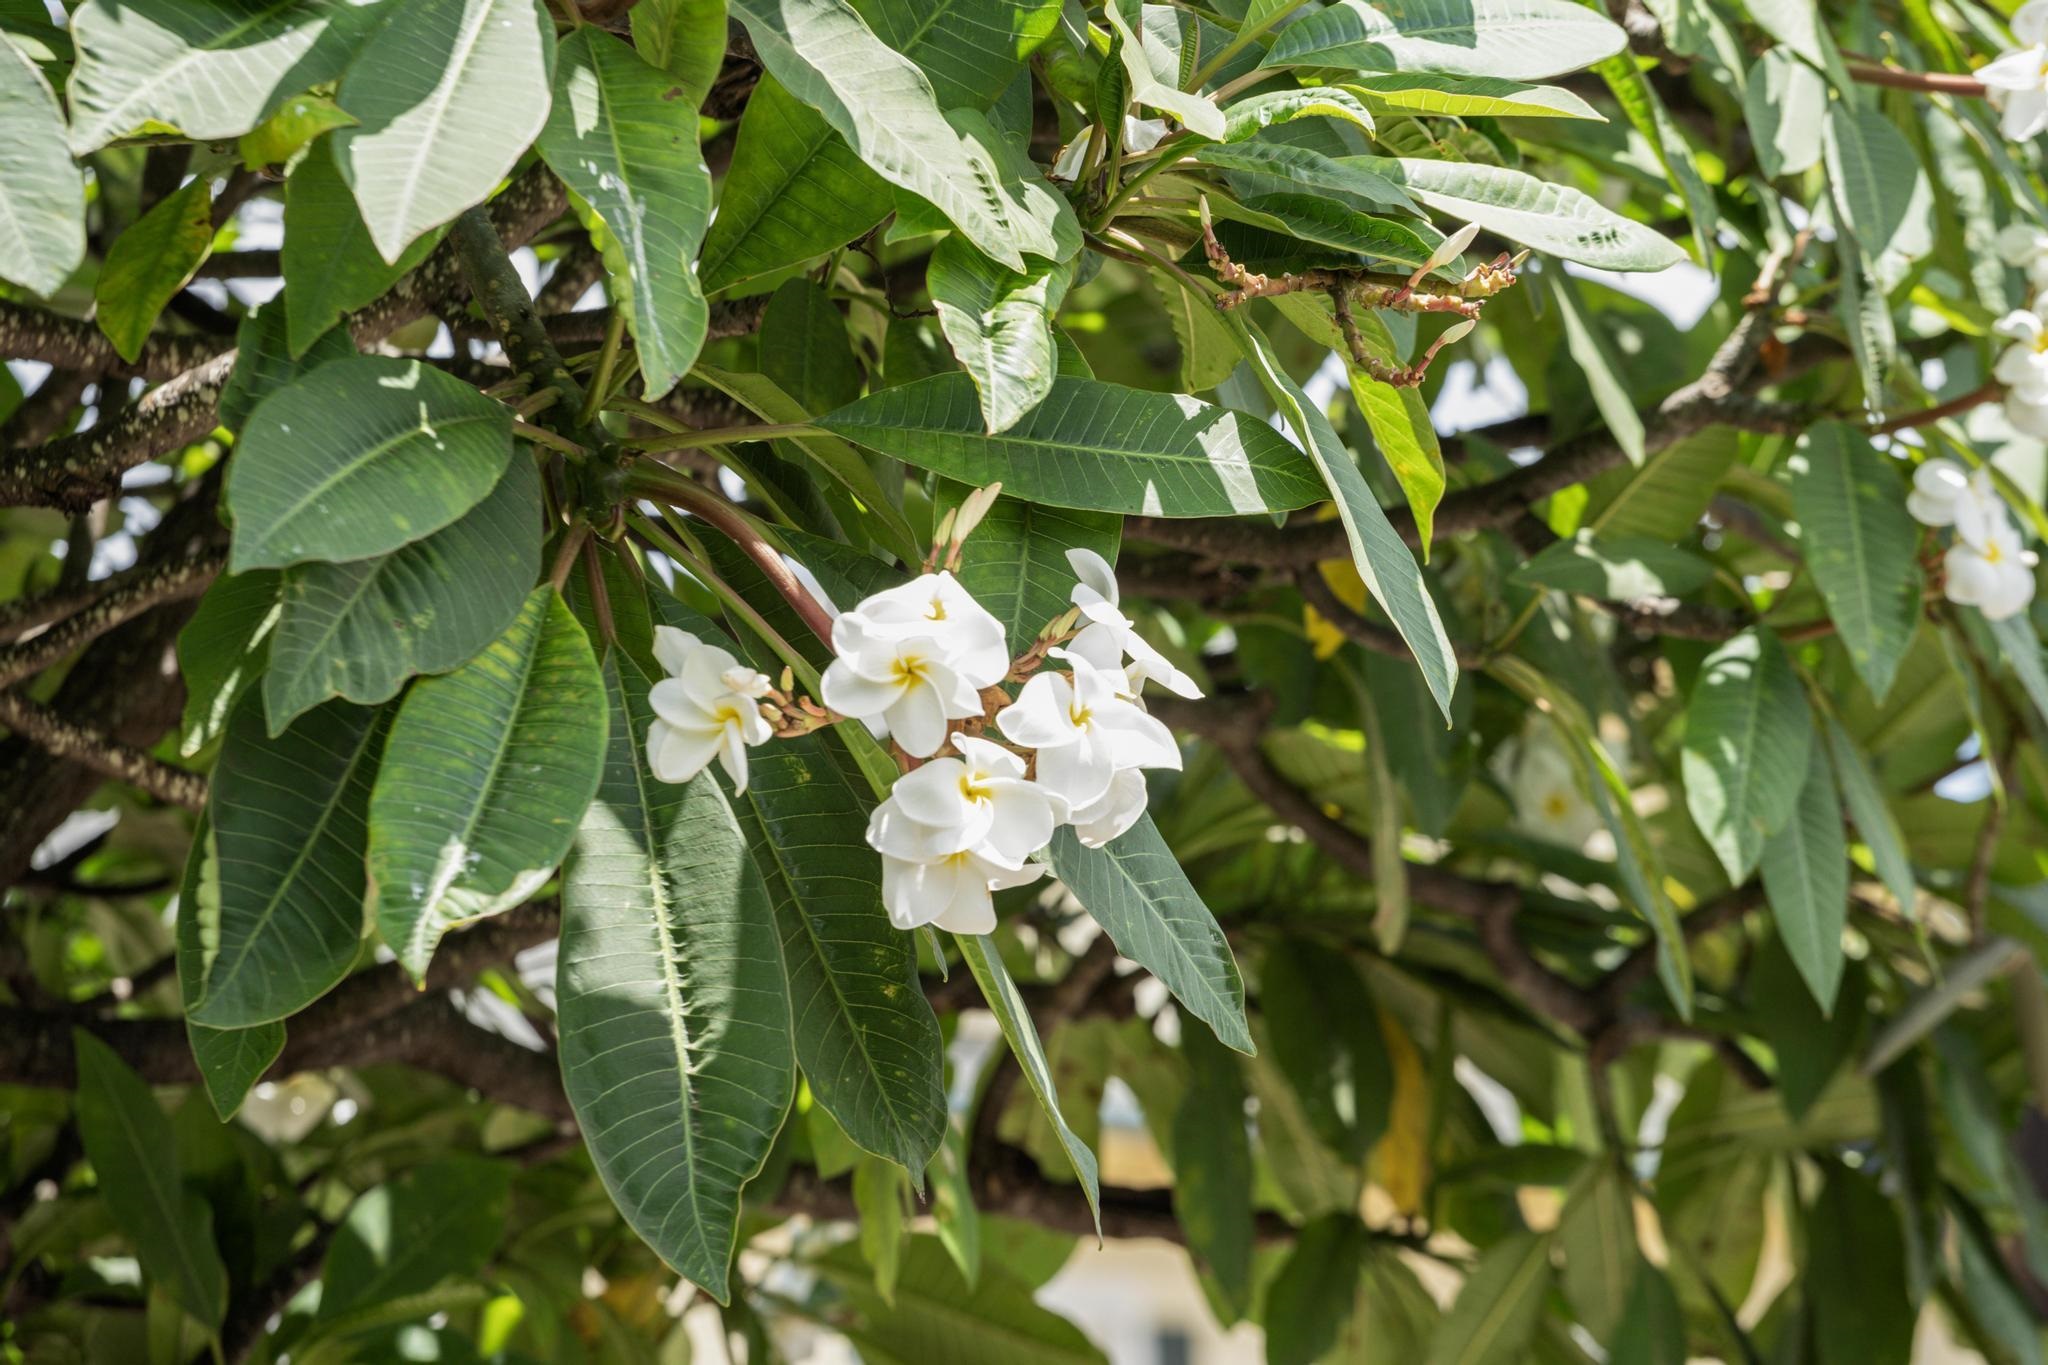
[
  {"xmin": 332, "ymin": 0, "xmax": 555, "ymax": 262},
  {"xmin": 1235, "ymin": 192, "xmax": 1437, "ymax": 267},
  {"xmin": 1509, "ymin": 531, "xmax": 1713, "ymax": 601},
  {"xmin": 1549, "ymin": 268, "xmax": 1644, "ymax": 465},
  {"xmin": 1265, "ymin": 1215, "xmax": 1370, "ymax": 1365},
  {"xmin": 177, "ymin": 569, "xmax": 282, "ymax": 758},
  {"xmin": 1746, "ymin": 47, "xmax": 1826, "ymax": 179},
  {"xmin": 929, "ymin": 237, "xmax": 1075, "ymax": 435},
  {"xmin": 1259, "ymin": 939, "xmax": 1390, "ymax": 1161},
  {"xmin": 218, "ymin": 302, "xmax": 357, "ymax": 431},
  {"xmin": 1594, "ymin": 51, "xmax": 1715, "ymax": 260},
  {"xmin": 1221, "ymin": 85, "xmax": 1381, "ymax": 142},
  {"xmin": 282, "ymin": 140, "xmax": 445, "ymax": 358},
  {"xmin": 1195, "ymin": 141, "xmax": 1416, "ymax": 212},
  {"xmin": 1101, "ymin": 0, "xmax": 1221, "ymax": 139},
  {"xmin": 1558, "ymin": 1162, "xmax": 1637, "ymax": 1342},
  {"xmin": 1049, "ymin": 819, "xmax": 1252, "ymax": 1054},
  {"xmin": 1823, "ymin": 99, "xmax": 1931, "ymax": 264},
  {"xmin": 1172, "ymin": 1020, "xmax": 1254, "ymax": 1319},
  {"xmin": 187, "ymin": 697, "xmax": 386, "ymax": 1028},
  {"xmin": 632, "ymin": 0, "xmax": 725, "ymax": 110},
  {"xmin": 66, "ymin": 0, "xmax": 381, "ymax": 152},
  {"xmin": 1807, "ymin": 1165, "xmax": 1916, "ymax": 1365},
  {"xmin": 1236, "ymin": 318, "xmax": 1459, "ymax": 720},
  {"xmin": 321, "ymin": 1157, "xmax": 512, "ymax": 1317},
  {"xmin": 1792, "ymin": 422, "xmax": 1922, "ymax": 703},
  {"xmin": 264, "ymin": 453, "xmax": 539, "ymax": 731},
  {"xmin": 72, "ymin": 1030, "xmax": 229, "ymax": 1328},
  {"xmin": 730, "ymin": 733, "xmax": 949, "ymax": 1177},
  {"xmin": 538, "ymin": 27, "xmax": 711, "ymax": 401},
  {"xmin": 1342, "ymin": 156, "xmax": 1688, "ymax": 272},
  {"xmin": 820, "ymin": 373, "xmax": 1325, "ymax": 517},
  {"xmin": 369, "ymin": 588, "xmax": 606, "ymax": 979},
  {"xmin": 1341, "ymin": 71, "xmax": 1603, "ymax": 120},
  {"xmin": 95, "ymin": 178, "xmax": 213, "ymax": 364},
  {"xmin": 697, "ymin": 0, "xmax": 1056, "ymax": 291},
  {"xmin": 726, "ymin": 0, "xmax": 1069, "ymax": 271},
  {"xmin": 1263, "ymin": 0, "xmax": 1625, "ymax": 81},
  {"xmin": 228, "ymin": 356, "xmax": 516, "ymax": 572},
  {"xmin": 557, "ymin": 655, "xmax": 795, "ymax": 1302},
  {"xmin": 1681, "ymin": 628, "xmax": 1814, "ymax": 882},
  {"xmin": 811, "ymin": 1235, "xmax": 1106, "ymax": 1365},
  {"xmin": 1820, "ymin": 714, "xmax": 1916, "ymax": 916},
  {"xmin": 1346, "ymin": 358, "xmax": 1444, "ymax": 551},
  {"xmin": 0, "ymin": 34, "xmax": 84, "ymax": 296},
  {"xmin": 175, "ymin": 816, "xmax": 285, "ymax": 1120},
  {"xmin": 957, "ymin": 934, "xmax": 1101, "ymax": 1229},
  {"xmin": 1580, "ymin": 426, "xmax": 1739, "ymax": 541},
  {"xmin": 934, "ymin": 483, "xmax": 1121, "ymax": 656},
  {"xmin": 1425, "ymin": 1231, "xmax": 1552, "ymax": 1364}
]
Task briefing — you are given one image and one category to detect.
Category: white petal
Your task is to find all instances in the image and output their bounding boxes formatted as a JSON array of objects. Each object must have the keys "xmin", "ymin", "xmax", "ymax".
[
  {"xmin": 820, "ymin": 658, "xmax": 903, "ymax": 719},
  {"xmin": 1980, "ymin": 45, "xmax": 2048, "ymax": 93},
  {"xmin": 652, "ymin": 625, "xmax": 700, "ymax": 676},
  {"xmin": 881, "ymin": 855, "xmax": 952, "ymax": 931},
  {"xmin": 648, "ymin": 720, "xmax": 721, "ymax": 785},
  {"xmin": 717, "ymin": 724, "xmax": 751, "ymax": 794},
  {"xmin": 1069, "ymin": 768, "xmax": 1148, "ymax": 848},
  {"xmin": 680, "ymin": 642, "xmax": 743, "ymax": 706},
  {"xmin": 997, "ymin": 673, "xmax": 1080, "ymax": 749},
  {"xmin": 868, "ymin": 798, "xmax": 972, "ymax": 861},
  {"xmin": 1068, "ymin": 621, "xmax": 1126, "ymax": 674},
  {"xmin": 887, "ymin": 679, "xmax": 953, "ymax": 757},
  {"xmin": 2019, "ymin": 1, "xmax": 2048, "ymax": 46},
  {"xmin": 649, "ymin": 677, "xmax": 713, "ymax": 729},
  {"xmin": 1124, "ymin": 630, "xmax": 1202, "ymax": 699},
  {"xmin": 1092, "ymin": 700, "xmax": 1183, "ymax": 771},
  {"xmin": 893, "ymin": 758, "xmax": 976, "ymax": 827},
  {"xmin": 980, "ymin": 781, "xmax": 1058, "ymax": 865},
  {"xmin": 1947, "ymin": 543, "xmax": 1999, "ymax": 605},
  {"xmin": 953, "ymin": 733, "xmax": 1026, "ymax": 779},
  {"xmin": 1036, "ymin": 733, "xmax": 1116, "ymax": 809},
  {"xmin": 1066, "ymin": 547, "xmax": 1121, "ymax": 608}
]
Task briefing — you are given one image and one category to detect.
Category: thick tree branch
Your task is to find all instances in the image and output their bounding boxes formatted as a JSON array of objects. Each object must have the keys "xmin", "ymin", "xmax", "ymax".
[
  {"xmin": 0, "ymin": 301, "xmax": 229, "ymax": 383},
  {"xmin": 0, "ymin": 547, "xmax": 225, "ymax": 669},
  {"xmin": 0, "ymin": 691, "xmax": 207, "ymax": 810}
]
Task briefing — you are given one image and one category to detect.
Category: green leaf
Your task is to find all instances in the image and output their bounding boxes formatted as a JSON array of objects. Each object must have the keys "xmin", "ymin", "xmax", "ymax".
[
  {"xmin": 72, "ymin": 1030, "xmax": 229, "ymax": 1327},
  {"xmin": 1791, "ymin": 422, "xmax": 1922, "ymax": 703},
  {"xmin": 1807, "ymin": 1164, "xmax": 1915, "ymax": 1365},
  {"xmin": 1258, "ymin": 939, "xmax": 1390, "ymax": 1161},
  {"xmin": 236, "ymin": 93, "xmax": 356, "ymax": 169},
  {"xmin": 729, "ymin": 733, "xmax": 949, "ymax": 1177},
  {"xmin": 727, "ymin": 0, "xmax": 1071, "ymax": 271},
  {"xmin": 1148, "ymin": 268, "xmax": 1240, "ymax": 394},
  {"xmin": 538, "ymin": 27, "xmax": 711, "ymax": 400},
  {"xmin": 1194, "ymin": 141, "xmax": 1416, "ymax": 212},
  {"xmin": 1510, "ymin": 531, "xmax": 1714, "ymax": 600},
  {"xmin": 1263, "ymin": 0, "xmax": 1626, "ymax": 81},
  {"xmin": 1425, "ymin": 1231, "xmax": 1552, "ymax": 1365},
  {"xmin": 1237, "ymin": 192, "xmax": 1437, "ymax": 267},
  {"xmin": 1820, "ymin": 714, "xmax": 1916, "ymax": 916},
  {"xmin": 1752, "ymin": 933, "xmax": 1861, "ymax": 1118},
  {"xmin": 1341, "ymin": 71, "xmax": 1603, "ymax": 120},
  {"xmin": 187, "ymin": 696, "xmax": 386, "ymax": 1028},
  {"xmin": 175, "ymin": 816, "xmax": 285, "ymax": 1120},
  {"xmin": 1594, "ymin": 51, "xmax": 1715, "ymax": 261},
  {"xmin": 1549, "ymin": 268, "xmax": 1644, "ymax": 466},
  {"xmin": 282, "ymin": 140, "xmax": 445, "ymax": 358},
  {"xmin": 558, "ymin": 655, "xmax": 796, "ymax": 1303},
  {"xmin": 1580, "ymin": 425, "xmax": 1739, "ymax": 540},
  {"xmin": 810, "ymin": 1235, "xmax": 1106, "ymax": 1365},
  {"xmin": 66, "ymin": 0, "xmax": 382, "ymax": 152},
  {"xmin": 759, "ymin": 279, "xmax": 863, "ymax": 412},
  {"xmin": 1823, "ymin": 97, "xmax": 1931, "ymax": 264},
  {"xmin": 177, "ymin": 570, "xmax": 282, "ymax": 758},
  {"xmin": 1265, "ymin": 1215, "xmax": 1369, "ymax": 1365},
  {"xmin": 1558, "ymin": 1161, "xmax": 1636, "ymax": 1341},
  {"xmin": 930, "ymin": 237, "xmax": 1075, "ymax": 435},
  {"xmin": 0, "ymin": 34, "xmax": 85, "ymax": 295},
  {"xmin": 1235, "ymin": 318, "xmax": 1459, "ymax": 720},
  {"xmin": 853, "ymin": 1155, "xmax": 907, "ymax": 1302},
  {"xmin": 934, "ymin": 484, "xmax": 1121, "ymax": 656},
  {"xmin": 1759, "ymin": 736, "xmax": 1850, "ymax": 1014},
  {"xmin": 1991, "ymin": 612, "xmax": 2048, "ymax": 726},
  {"xmin": 632, "ymin": 0, "xmax": 726, "ymax": 111},
  {"xmin": 1681, "ymin": 628, "xmax": 1814, "ymax": 882},
  {"xmin": 1048, "ymin": 819, "xmax": 1253, "ymax": 1054},
  {"xmin": 1607, "ymin": 1260, "xmax": 1687, "ymax": 1365},
  {"xmin": 1342, "ymin": 156, "xmax": 1689, "ymax": 272},
  {"xmin": 957, "ymin": 933, "xmax": 1101, "ymax": 1230},
  {"xmin": 1863, "ymin": 937, "xmax": 2026, "ymax": 1076},
  {"xmin": 227, "ymin": 356, "xmax": 516, "ymax": 572},
  {"xmin": 321, "ymin": 1157, "xmax": 512, "ymax": 1317},
  {"xmin": 819, "ymin": 372, "xmax": 1327, "ymax": 517},
  {"xmin": 1172, "ymin": 1019, "xmax": 1254, "ymax": 1320},
  {"xmin": 333, "ymin": 0, "xmax": 556, "ymax": 262},
  {"xmin": 1101, "ymin": 0, "xmax": 1222, "ymax": 139},
  {"xmin": 1221, "ymin": 85, "xmax": 1379, "ymax": 142},
  {"xmin": 264, "ymin": 453, "xmax": 540, "ymax": 731},
  {"xmin": 369, "ymin": 588, "xmax": 606, "ymax": 979},
  {"xmin": 218, "ymin": 301, "xmax": 356, "ymax": 431},
  {"xmin": 1746, "ymin": 47, "xmax": 1826, "ymax": 178},
  {"xmin": 95, "ymin": 178, "xmax": 213, "ymax": 364}
]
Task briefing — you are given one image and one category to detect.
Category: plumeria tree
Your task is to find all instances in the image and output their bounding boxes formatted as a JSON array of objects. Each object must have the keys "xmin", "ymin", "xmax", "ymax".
[{"xmin": 10, "ymin": 0, "xmax": 2048, "ymax": 1360}]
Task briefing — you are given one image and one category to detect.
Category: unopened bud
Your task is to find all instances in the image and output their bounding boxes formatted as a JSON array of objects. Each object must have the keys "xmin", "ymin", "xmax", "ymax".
[
  {"xmin": 1421, "ymin": 222, "xmax": 1480, "ymax": 276},
  {"xmin": 780, "ymin": 666, "xmax": 795, "ymax": 693},
  {"xmin": 952, "ymin": 483, "xmax": 1003, "ymax": 545},
  {"xmin": 931, "ymin": 507, "xmax": 958, "ymax": 553}
]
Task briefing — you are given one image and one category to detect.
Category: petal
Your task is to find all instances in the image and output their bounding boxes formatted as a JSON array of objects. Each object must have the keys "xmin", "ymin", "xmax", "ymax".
[
  {"xmin": 649, "ymin": 677, "xmax": 711, "ymax": 729},
  {"xmin": 1092, "ymin": 700, "xmax": 1183, "ymax": 771},
  {"xmin": 953, "ymin": 734, "xmax": 1027, "ymax": 780},
  {"xmin": 1066, "ymin": 547, "xmax": 1121, "ymax": 608},
  {"xmin": 892, "ymin": 759, "xmax": 974, "ymax": 826},
  {"xmin": 1980, "ymin": 46, "xmax": 2046, "ymax": 91},
  {"xmin": 1911, "ymin": 458, "xmax": 1969, "ymax": 500},
  {"xmin": 680, "ymin": 642, "xmax": 742, "ymax": 705},
  {"xmin": 1124, "ymin": 631, "xmax": 1202, "ymax": 699},
  {"xmin": 652, "ymin": 625, "xmax": 700, "ymax": 676},
  {"xmin": 1069, "ymin": 769, "xmax": 1147, "ymax": 847},
  {"xmin": 868, "ymin": 799, "xmax": 970, "ymax": 861},
  {"xmin": 1068, "ymin": 621, "xmax": 1126, "ymax": 673},
  {"xmin": 923, "ymin": 657, "xmax": 985, "ymax": 719},
  {"xmin": 820, "ymin": 659, "xmax": 903, "ymax": 719},
  {"xmin": 997, "ymin": 674, "xmax": 1078, "ymax": 749},
  {"xmin": 930, "ymin": 870, "xmax": 997, "ymax": 935},
  {"xmin": 718, "ymin": 725, "xmax": 751, "ymax": 794},
  {"xmin": 2019, "ymin": 2, "xmax": 2048, "ymax": 45},
  {"xmin": 1947, "ymin": 545, "xmax": 1998, "ymax": 605},
  {"xmin": 881, "ymin": 856, "xmax": 948, "ymax": 931},
  {"xmin": 888, "ymin": 679, "xmax": 952, "ymax": 757},
  {"xmin": 983, "ymin": 857, "xmax": 1047, "ymax": 893},
  {"xmin": 648, "ymin": 720, "xmax": 721, "ymax": 785},
  {"xmin": 980, "ymin": 781, "xmax": 1058, "ymax": 864},
  {"xmin": 1037, "ymin": 734, "xmax": 1116, "ymax": 809}
]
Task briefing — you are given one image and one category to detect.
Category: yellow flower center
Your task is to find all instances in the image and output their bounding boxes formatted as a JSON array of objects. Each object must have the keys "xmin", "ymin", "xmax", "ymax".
[
  {"xmin": 890, "ymin": 655, "xmax": 930, "ymax": 684},
  {"xmin": 959, "ymin": 773, "xmax": 993, "ymax": 804},
  {"xmin": 1543, "ymin": 792, "xmax": 1571, "ymax": 820},
  {"xmin": 1986, "ymin": 539, "xmax": 2005, "ymax": 564},
  {"xmin": 925, "ymin": 597, "xmax": 948, "ymax": 621}
]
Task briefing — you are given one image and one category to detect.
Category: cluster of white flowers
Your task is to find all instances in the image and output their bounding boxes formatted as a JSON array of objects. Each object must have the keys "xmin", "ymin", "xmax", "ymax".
[
  {"xmin": 1908, "ymin": 458, "xmax": 2039, "ymax": 620},
  {"xmin": 644, "ymin": 534, "xmax": 1198, "ymax": 936},
  {"xmin": 1982, "ymin": 0, "xmax": 2048, "ymax": 141},
  {"xmin": 1492, "ymin": 728, "xmax": 1600, "ymax": 850}
]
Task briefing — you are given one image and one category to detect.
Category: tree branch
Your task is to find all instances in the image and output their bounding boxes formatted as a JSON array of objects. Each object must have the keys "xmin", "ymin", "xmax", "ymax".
[
  {"xmin": 0, "ymin": 690, "xmax": 207, "ymax": 809},
  {"xmin": 0, "ymin": 547, "xmax": 225, "ymax": 671},
  {"xmin": 0, "ymin": 301, "xmax": 229, "ymax": 383}
]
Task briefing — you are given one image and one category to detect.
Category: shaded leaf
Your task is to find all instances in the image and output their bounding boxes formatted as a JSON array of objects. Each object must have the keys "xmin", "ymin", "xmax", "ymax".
[{"xmin": 1680, "ymin": 628, "xmax": 1813, "ymax": 882}]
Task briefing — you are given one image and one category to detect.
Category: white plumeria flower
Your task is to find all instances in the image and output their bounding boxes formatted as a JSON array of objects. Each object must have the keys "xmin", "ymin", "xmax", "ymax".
[
  {"xmin": 995, "ymin": 652, "xmax": 1180, "ymax": 810},
  {"xmin": 1906, "ymin": 459, "xmax": 2008, "ymax": 546},
  {"xmin": 1994, "ymin": 306, "xmax": 2048, "ymax": 393},
  {"xmin": 1052, "ymin": 117, "xmax": 1172, "ymax": 180},
  {"xmin": 1999, "ymin": 222, "xmax": 2048, "ymax": 289},
  {"xmin": 1499, "ymin": 736, "xmax": 1601, "ymax": 849},
  {"xmin": 865, "ymin": 735, "xmax": 1062, "ymax": 867},
  {"xmin": 646, "ymin": 627, "xmax": 773, "ymax": 792},
  {"xmin": 1064, "ymin": 548, "xmax": 1202, "ymax": 699},
  {"xmin": 1981, "ymin": 0, "xmax": 2048, "ymax": 140},
  {"xmin": 1945, "ymin": 513, "xmax": 2039, "ymax": 620},
  {"xmin": 819, "ymin": 572, "xmax": 1009, "ymax": 758},
  {"xmin": 1067, "ymin": 768, "xmax": 1149, "ymax": 848},
  {"xmin": 878, "ymin": 849, "xmax": 1044, "ymax": 935}
]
